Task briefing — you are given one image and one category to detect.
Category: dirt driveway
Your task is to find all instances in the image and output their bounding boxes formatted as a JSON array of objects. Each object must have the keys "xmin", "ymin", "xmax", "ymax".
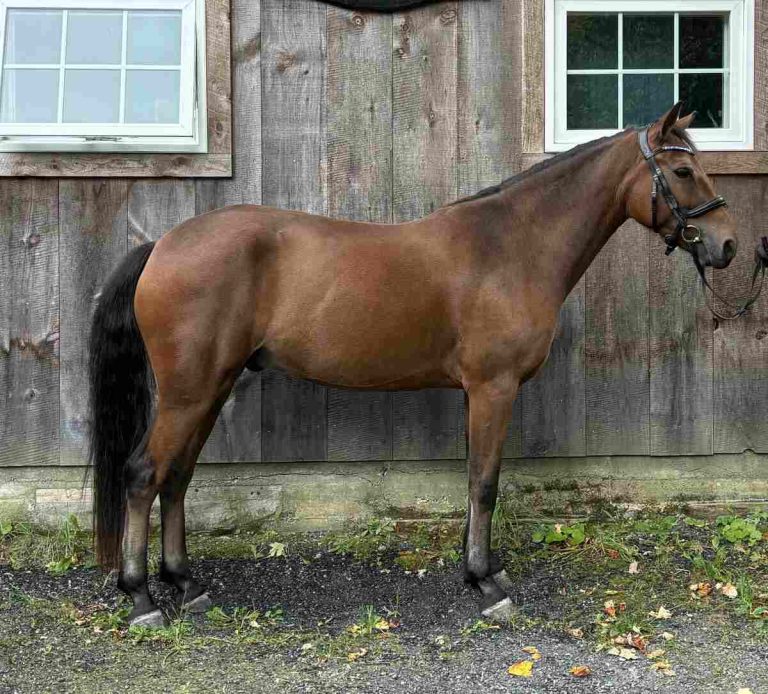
[{"xmin": 0, "ymin": 511, "xmax": 766, "ymax": 693}]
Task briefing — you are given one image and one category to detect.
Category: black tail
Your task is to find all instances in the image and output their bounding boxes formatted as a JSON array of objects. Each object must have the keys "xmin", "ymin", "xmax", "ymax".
[{"xmin": 89, "ymin": 242, "xmax": 155, "ymax": 570}]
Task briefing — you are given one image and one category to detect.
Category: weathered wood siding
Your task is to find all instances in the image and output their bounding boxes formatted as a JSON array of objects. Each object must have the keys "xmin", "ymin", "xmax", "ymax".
[{"xmin": 1, "ymin": 0, "xmax": 767, "ymax": 470}]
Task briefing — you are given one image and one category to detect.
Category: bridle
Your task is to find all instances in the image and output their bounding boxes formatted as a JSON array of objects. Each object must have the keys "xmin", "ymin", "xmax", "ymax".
[{"xmin": 638, "ymin": 126, "xmax": 766, "ymax": 320}]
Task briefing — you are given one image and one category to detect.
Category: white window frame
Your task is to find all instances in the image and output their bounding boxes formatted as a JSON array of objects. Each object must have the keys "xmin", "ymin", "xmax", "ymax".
[
  {"xmin": 545, "ymin": 0, "xmax": 754, "ymax": 152},
  {"xmin": 0, "ymin": 0, "xmax": 207, "ymax": 153}
]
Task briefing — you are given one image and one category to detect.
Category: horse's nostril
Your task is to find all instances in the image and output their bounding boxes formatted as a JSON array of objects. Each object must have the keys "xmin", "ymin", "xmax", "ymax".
[{"xmin": 723, "ymin": 239, "xmax": 737, "ymax": 261}]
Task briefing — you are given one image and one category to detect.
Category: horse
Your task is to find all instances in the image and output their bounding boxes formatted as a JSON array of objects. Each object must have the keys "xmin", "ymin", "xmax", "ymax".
[{"xmin": 89, "ymin": 103, "xmax": 737, "ymax": 627}]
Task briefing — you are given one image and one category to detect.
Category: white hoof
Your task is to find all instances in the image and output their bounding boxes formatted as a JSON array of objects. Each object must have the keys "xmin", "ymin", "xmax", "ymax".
[
  {"xmin": 481, "ymin": 596, "xmax": 517, "ymax": 623},
  {"xmin": 491, "ymin": 569, "xmax": 515, "ymax": 594},
  {"xmin": 182, "ymin": 592, "xmax": 212, "ymax": 614},
  {"xmin": 129, "ymin": 609, "xmax": 166, "ymax": 628}
]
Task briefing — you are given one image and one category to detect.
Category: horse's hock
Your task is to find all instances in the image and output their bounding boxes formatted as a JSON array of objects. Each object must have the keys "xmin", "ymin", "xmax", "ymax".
[{"xmin": 2, "ymin": 0, "xmax": 768, "ymax": 532}]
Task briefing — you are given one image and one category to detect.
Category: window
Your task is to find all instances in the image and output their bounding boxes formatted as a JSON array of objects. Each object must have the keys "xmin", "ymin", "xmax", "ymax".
[
  {"xmin": 545, "ymin": 0, "xmax": 753, "ymax": 151},
  {"xmin": 0, "ymin": 0, "xmax": 206, "ymax": 152}
]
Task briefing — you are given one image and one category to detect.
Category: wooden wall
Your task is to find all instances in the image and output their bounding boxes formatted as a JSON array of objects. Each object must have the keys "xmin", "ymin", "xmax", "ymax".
[{"xmin": 1, "ymin": 0, "xmax": 767, "ymax": 472}]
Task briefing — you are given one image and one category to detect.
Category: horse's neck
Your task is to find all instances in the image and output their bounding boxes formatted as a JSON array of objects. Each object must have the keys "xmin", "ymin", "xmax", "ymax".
[{"xmin": 492, "ymin": 134, "xmax": 636, "ymax": 301}]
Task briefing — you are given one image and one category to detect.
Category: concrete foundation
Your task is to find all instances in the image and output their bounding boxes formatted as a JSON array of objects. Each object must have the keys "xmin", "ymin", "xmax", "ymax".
[{"xmin": 1, "ymin": 453, "xmax": 768, "ymax": 530}]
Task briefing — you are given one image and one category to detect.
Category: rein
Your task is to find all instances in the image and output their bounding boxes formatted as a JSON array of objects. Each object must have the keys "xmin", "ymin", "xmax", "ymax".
[{"xmin": 638, "ymin": 126, "xmax": 767, "ymax": 320}]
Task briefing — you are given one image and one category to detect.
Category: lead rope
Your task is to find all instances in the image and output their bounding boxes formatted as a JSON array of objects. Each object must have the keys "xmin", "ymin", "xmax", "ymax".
[{"xmin": 691, "ymin": 237, "xmax": 768, "ymax": 321}]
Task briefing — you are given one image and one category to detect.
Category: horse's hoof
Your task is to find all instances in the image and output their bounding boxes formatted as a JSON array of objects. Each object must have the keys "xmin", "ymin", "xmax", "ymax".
[
  {"xmin": 129, "ymin": 609, "xmax": 166, "ymax": 629},
  {"xmin": 491, "ymin": 569, "xmax": 515, "ymax": 595},
  {"xmin": 181, "ymin": 591, "xmax": 212, "ymax": 614},
  {"xmin": 481, "ymin": 596, "xmax": 518, "ymax": 623}
]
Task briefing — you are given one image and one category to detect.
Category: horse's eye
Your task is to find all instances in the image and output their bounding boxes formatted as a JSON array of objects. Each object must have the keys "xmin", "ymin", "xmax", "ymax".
[{"xmin": 674, "ymin": 167, "xmax": 693, "ymax": 179}]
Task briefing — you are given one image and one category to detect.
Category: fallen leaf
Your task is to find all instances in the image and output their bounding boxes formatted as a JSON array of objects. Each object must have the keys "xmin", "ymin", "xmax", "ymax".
[
  {"xmin": 720, "ymin": 583, "xmax": 738, "ymax": 599},
  {"xmin": 650, "ymin": 660, "xmax": 675, "ymax": 676},
  {"xmin": 661, "ymin": 632, "xmax": 675, "ymax": 641},
  {"xmin": 607, "ymin": 647, "xmax": 639, "ymax": 660},
  {"xmin": 737, "ymin": 689, "xmax": 754, "ymax": 694},
  {"xmin": 628, "ymin": 561, "xmax": 639, "ymax": 574},
  {"xmin": 565, "ymin": 627, "xmax": 584, "ymax": 639},
  {"xmin": 604, "ymin": 600, "xmax": 617, "ymax": 618},
  {"xmin": 646, "ymin": 649, "xmax": 665, "ymax": 660},
  {"xmin": 690, "ymin": 582, "xmax": 713, "ymax": 598},
  {"xmin": 606, "ymin": 549, "xmax": 620, "ymax": 559},
  {"xmin": 522, "ymin": 646, "xmax": 541, "ymax": 661},
  {"xmin": 648, "ymin": 606, "xmax": 672, "ymax": 620},
  {"xmin": 347, "ymin": 647, "xmax": 368, "ymax": 662},
  {"xmin": 570, "ymin": 665, "xmax": 591, "ymax": 677},
  {"xmin": 508, "ymin": 660, "xmax": 534, "ymax": 677}
]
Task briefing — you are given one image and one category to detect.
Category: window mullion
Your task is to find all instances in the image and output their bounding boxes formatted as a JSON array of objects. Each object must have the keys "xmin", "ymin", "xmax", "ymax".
[
  {"xmin": 617, "ymin": 12, "xmax": 623, "ymax": 129},
  {"xmin": 56, "ymin": 9, "xmax": 67, "ymax": 124},
  {"xmin": 119, "ymin": 9, "xmax": 127, "ymax": 124},
  {"xmin": 673, "ymin": 12, "xmax": 679, "ymax": 102}
]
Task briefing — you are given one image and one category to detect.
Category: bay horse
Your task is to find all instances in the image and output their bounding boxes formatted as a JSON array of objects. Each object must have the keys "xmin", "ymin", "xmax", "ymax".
[{"xmin": 90, "ymin": 104, "xmax": 737, "ymax": 627}]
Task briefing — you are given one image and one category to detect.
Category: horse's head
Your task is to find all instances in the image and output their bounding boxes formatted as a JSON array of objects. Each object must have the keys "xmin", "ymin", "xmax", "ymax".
[{"xmin": 625, "ymin": 102, "xmax": 737, "ymax": 269}]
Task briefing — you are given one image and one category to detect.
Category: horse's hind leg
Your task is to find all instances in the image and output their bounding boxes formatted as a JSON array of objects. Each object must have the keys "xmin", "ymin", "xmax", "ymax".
[{"xmin": 119, "ymin": 383, "xmax": 233, "ymax": 626}]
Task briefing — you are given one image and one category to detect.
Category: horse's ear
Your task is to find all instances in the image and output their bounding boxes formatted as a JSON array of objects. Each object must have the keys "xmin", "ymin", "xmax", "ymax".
[
  {"xmin": 649, "ymin": 101, "xmax": 685, "ymax": 145},
  {"xmin": 676, "ymin": 111, "xmax": 696, "ymax": 129}
]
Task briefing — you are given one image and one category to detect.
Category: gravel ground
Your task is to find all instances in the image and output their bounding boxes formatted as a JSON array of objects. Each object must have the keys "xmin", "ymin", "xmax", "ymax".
[{"xmin": 1, "ymin": 547, "xmax": 766, "ymax": 694}]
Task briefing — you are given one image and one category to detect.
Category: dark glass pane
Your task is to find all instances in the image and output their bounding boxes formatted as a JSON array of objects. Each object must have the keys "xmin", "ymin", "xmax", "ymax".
[
  {"xmin": 567, "ymin": 74, "xmax": 618, "ymax": 129},
  {"xmin": 680, "ymin": 15, "xmax": 724, "ymax": 68},
  {"xmin": 623, "ymin": 74, "xmax": 674, "ymax": 127},
  {"xmin": 623, "ymin": 15, "xmax": 674, "ymax": 69},
  {"xmin": 679, "ymin": 73, "xmax": 723, "ymax": 127},
  {"xmin": 567, "ymin": 14, "xmax": 618, "ymax": 69}
]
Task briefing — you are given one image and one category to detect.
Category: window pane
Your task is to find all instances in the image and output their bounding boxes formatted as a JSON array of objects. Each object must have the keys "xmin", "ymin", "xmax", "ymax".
[
  {"xmin": 680, "ymin": 15, "xmax": 724, "ymax": 68},
  {"xmin": 679, "ymin": 73, "xmax": 723, "ymax": 128},
  {"xmin": 623, "ymin": 74, "xmax": 674, "ymax": 127},
  {"xmin": 0, "ymin": 69, "xmax": 59, "ymax": 122},
  {"xmin": 5, "ymin": 10, "xmax": 62, "ymax": 64},
  {"xmin": 623, "ymin": 15, "xmax": 674, "ymax": 69},
  {"xmin": 66, "ymin": 11, "xmax": 123, "ymax": 65},
  {"xmin": 62, "ymin": 70, "xmax": 120, "ymax": 123},
  {"xmin": 125, "ymin": 70, "xmax": 180, "ymax": 123},
  {"xmin": 567, "ymin": 14, "xmax": 617, "ymax": 69},
  {"xmin": 127, "ymin": 11, "xmax": 182, "ymax": 65},
  {"xmin": 567, "ymin": 74, "xmax": 617, "ymax": 129}
]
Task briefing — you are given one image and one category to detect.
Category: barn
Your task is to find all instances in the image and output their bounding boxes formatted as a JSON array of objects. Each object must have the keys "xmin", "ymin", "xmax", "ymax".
[{"xmin": 0, "ymin": 0, "xmax": 766, "ymax": 531}]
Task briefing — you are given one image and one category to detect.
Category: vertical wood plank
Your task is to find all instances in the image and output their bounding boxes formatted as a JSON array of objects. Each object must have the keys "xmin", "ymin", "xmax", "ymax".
[
  {"xmin": 127, "ymin": 180, "xmax": 196, "ymax": 245},
  {"xmin": 522, "ymin": 0, "xmax": 544, "ymax": 153},
  {"xmin": 198, "ymin": 0, "xmax": 263, "ymax": 463},
  {"xmin": 261, "ymin": 0, "xmax": 328, "ymax": 462},
  {"xmin": 457, "ymin": 0, "xmax": 524, "ymax": 458},
  {"xmin": 714, "ymin": 176, "xmax": 768, "ymax": 452},
  {"xmin": 325, "ymin": 7, "xmax": 393, "ymax": 462},
  {"xmin": 0, "ymin": 181, "xmax": 59, "ymax": 467},
  {"xmin": 755, "ymin": 0, "xmax": 768, "ymax": 150},
  {"xmin": 586, "ymin": 221, "xmax": 650, "ymax": 455},
  {"xmin": 391, "ymin": 3, "xmax": 462, "ymax": 461},
  {"xmin": 522, "ymin": 284, "xmax": 586, "ymax": 456},
  {"xmin": 649, "ymin": 250, "xmax": 713, "ymax": 455},
  {"xmin": 59, "ymin": 181, "xmax": 128, "ymax": 466}
]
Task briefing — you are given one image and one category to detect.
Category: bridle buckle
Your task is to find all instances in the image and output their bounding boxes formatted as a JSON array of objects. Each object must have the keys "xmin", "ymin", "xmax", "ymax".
[{"xmin": 682, "ymin": 224, "xmax": 702, "ymax": 245}]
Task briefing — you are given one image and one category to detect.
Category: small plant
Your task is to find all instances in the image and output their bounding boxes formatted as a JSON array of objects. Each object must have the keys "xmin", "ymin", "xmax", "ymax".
[
  {"xmin": 532, "ymin": 522, "xmax": 587, "ymax": 547},
  {"xmin": 347, "ymin": 605, "xmax": 391, "ymax": 637},
  {"xmin": 716, "ymin": 515, "xmax": 763, "ymax": 546}
]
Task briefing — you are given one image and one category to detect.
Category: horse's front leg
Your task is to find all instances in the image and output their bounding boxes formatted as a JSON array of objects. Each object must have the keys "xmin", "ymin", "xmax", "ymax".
[{"xmin": 463, "ymin": 376, "xmax": 518, "ymax": 619}]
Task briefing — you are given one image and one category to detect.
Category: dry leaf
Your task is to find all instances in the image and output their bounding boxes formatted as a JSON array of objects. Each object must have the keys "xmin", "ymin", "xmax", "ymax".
[
  {"xmin": 565, "ymin": 627, "xmax": 584, "ymax": 639},
  {"xmin": 737, "ymin": 689, "xmax": 754, "ymax": 694},
  {"xmin": 646, "ymin": 649, "xmax": 665, "ymax": 660},
  {"xmin": 347, "ymin": 647, "xmax": 368, "ymax": 662},
  {"xmin": 649, "ymin": 606, "xmax": 672, "ymax": 620},
  {"xmin": 628, "ymin": 561, "xmax": 639, "ymax": 574},
  {"xmin": 606, "ymin": 549, "xmax": 620, "ymax": 559},
  {"xmin": 607, "ymin": 647, "xmax": 639, "ymax": 660},
  {"xmin": 570, "ymin": 665, "xmax": 591, "ymax": 677},
  {"xmin": 650, "ymin": 660, "xmax": 675, "ymax": 676},
  {"xmin": 522, "ymin": 646, "xmax": 541, "ymax": 661},
  {"xmin": 720, "ymin": 583, "xmax": 738, "ymax": 599},
  {"xmin": 661, "ymin": 632, "xmax": 675, "ymax": 641},
  {"xmin": 604, "ymin": 600, "xmax": 617, "ymax": 618},
  {"xmin": 508, "ymin": 660, "xmax": 534, "ymax": 677},
  {"xmin": 690, "ymin": 582, "xmax": 713, "ymax": 598}
]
